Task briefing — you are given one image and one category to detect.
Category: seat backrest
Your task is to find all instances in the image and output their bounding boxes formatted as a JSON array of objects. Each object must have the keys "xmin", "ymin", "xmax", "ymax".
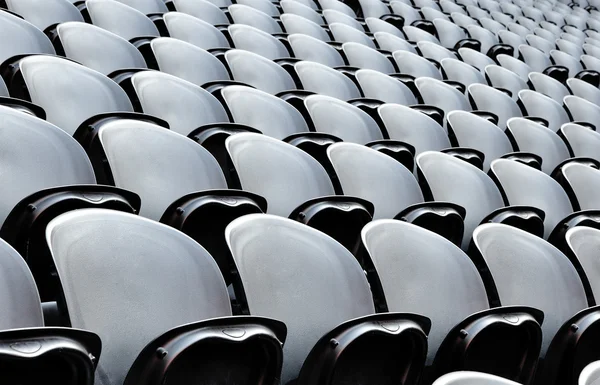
[
  {"xmin": 365, "ymin": 17, "xmax": 404, "ymax": 38},
  {"xmin": 434, "ymin": 18, "xmax": 467, "ymax": 48},
  {"xmin": 342, "ymin": 42, "xmax": 396, "ymax": 73},
  {"xmin": 295, "ymin": 61, "xmax": 361, "ymax": 100},
  {"xmin": 550, "ymin": 49, "xmax": 583, "ymax": 77},
  {"xmin": 280, "ymin": 0, "xmax": 325, "ymax": 24},
  {"xmin": 0, "ymin": 77, "xmax": 7, "ymax": 97},
  {"xmin": 98, "ymin": 120, "xmax": 227, "ymax": 220},
  {"xmin": 172, "ymin": 0, "xmax": 230, "ymax": 25},
  {"xmin": 5, "ymin": 0, "xmax": 83, "ymax": 32},
  {"xmin": 355, "ymin": 69, "xmax": 417, "ymax": 105},
  {"xmin": 57, "ymin": 22, "xmax": 147, "ymax": 75},
  {"xmin": 87, "ymin": 0, "xmax": 160, "ymax": 40},
  {"xmin": 132, "ymin": 71, "xmax": 229, "ymax": 136},
  {"xmin": 362, "ymin": 220, "xmax": 488, "ymax": 362},
  {"xmin": 403, "ymin": 25, "xmax": 441, "ymax": 45},
  {"xmin": 416, "ymin": 77, "xmax": 472, "ymax": 117},
  {"xmin": 393, "ymin": 51, "xmax": 442, "ymax": 80},
  {"xmin": 329, "ymin": 22, "xmax": 377, "ymax": 48},
  {"xmin": 567, "ymin": 78, "xmax": 600, "ymax": 107},
  {"xmin": 579, "ymin": 360, "xmax": 600, "ymax": 385},
  {"xmin": 441, "ymin": 58, "xmax": 486, "ymax": 88},
  {"xmin": 582, "ymin": 54, "xmax": 600, "ymax": 72},
  {"xmin": 228, "ymin": 24, "xmax": 290, "ymax": 60},
  {"xmin": 225, "ymin": 133, "xmax": 335, "ymax": 216},
  {"xmin": 447, "ymin": 111, "xmax": 513, "ymax": 171},
  {"xmin": 114, "ymin": 0, "xmax": 168, "ymax": 13},
  {"xmin": 417, "ymin": 151, "xmax": 505, "ymax": 249},
  {"xmin": 528, "ymin": 72, "xmax": 570, "ymax": 104},
  {"xmin": 0, "ymin": 9, "xmax": 55, "ymax": 65},
  {"xmin": 468, "ymin": 83, "xmax": 522, "ymax": 129},
  {"xmin": 518, "ymin": 90, "xmax": 570, "ymax": 132},
  {"xmin": 225, "ymin": 213, "xmax": 375, "ymax": 384},
  {"xmin": 237, "ymin": 0, "xmax": 280, "ymax": 16},
  {"xmin": 378, "ymin": 104, "xmax": 450, "ymax": 155},
  {"xmin": 48, "ymin": 209, "xmax": 231, "ymax": 385},
  {"xmin": 519, "ymin": 45, "xmax": 552, "ymax": 73},
  {"xmin": 226, "ymin": 49, "xmax": 296, "ymax": 94},
  {"xmin": 390, "ymin": 1, "xmax": 420, "ymax": 24},
  {"xmin": 328, "ymin": 143, "xmax": 423, "ymax": 218},
  {"xmin": 305, "ymin": 95, "xmax": 384, "ymax": 143},
  {"xmin": 472, "ymin": 223, "xmax": 588, "ymax": 353},
  {"xmin": 163, "ymin": 12, "xmax": 230, "ymax": 50},
  {"xmin": 323, "ymin": 9, "xmax": 364, "ymax": 30},
  {"xmin": 417, "ymin": 41, "xmax": 457, "ymax": 63},
  {"xmin": 562, "ymin": 163, "xmax": 600, "ymax": 210},
  {"xmin": 559, "ymin": 123, "xmax": 600, "ymax": 163},
  {"xmin": 280, "ymin": 13, "xmax": 331, "ymax": 41},
  {"xmin": 375, "ymin": 31, "xmax": 418, "ymax": 54},
  {"xmin": 489, "ymin": 159, "xmax": 573, "ymax": 239},
  {"xmin": 19, "ymin": 55, "xmax": 134, "ymax": 135},
  {"xmin": 288, "ymin": 34, "xmax": 345, "ymax": 67},
  {"xmin": 221, "ymin": 85, "xmax": 309, "ymax": 139},
  {"xmin": 459, "ymin": 47, "xmax": 495, "ymax": 73},
  {"xmin": 0, "ymin": 237, "xmax": 44, "ymax": 330},
  {"xmin": 564, "ymin": 95, "xmax": 600, "ymax": 130},
  {"xmin": 484, "ymin": 65, "xmax": 528, "ymax": 101},
  {"xmin": 229, "ymin": 4, "xmax": 283, "ymax": 33},
  {"xmin": 151, "ymin": 37, "xmax": 231, "ymax": 87},
  {"xmin": 505, "ymin": 118, "xmax": 570, "ymax": 174}
]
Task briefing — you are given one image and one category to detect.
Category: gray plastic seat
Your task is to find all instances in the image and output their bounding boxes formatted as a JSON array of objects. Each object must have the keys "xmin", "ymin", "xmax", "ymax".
[
  {"xmin": 163, "ymin": 12, "xmax": 230, "ymax": 50},
  {"xmin": 441, "ymin": 59, "xmax": 486, "ymax": 88},
  {"xmin": 225, "ymin": 49, "xmax": 296, "ymax": 94},
  {"xmin": 86, "ymin": 0, "xmax": 160, "ymax": 41},
  {"xmin": 151, "ymin": 37, "xmax": 231, "ymax": 87},
  {"xmin": 19, "ymin": 55, "xmax": 134, "ymax": 135},
  {"xmin": 320, "ymin": 0, "xmax": 357, "ymax": 16},
  {"xmin": 57, "ymin": 22, "xmax": 147, "ymax": 75},
  {"xmin": 564, "ymin": 95, "xmax": 600, "ymax": 130},
  {"xmin": 403, "ymin": 25, "xmax": 442, "ymax": 45},
  {"xmin": 459, "ymin": 47, "xmax": 495, "ymax": 73},
  {"xmin": 225, "ymin": 214, "xmax": 427, "ymax": 385},
  {"xmin": 389, "ymin": 1, "xmax": 421, "ymax": 25},
  {"xmin": 342, "ymin": 42, "xmax": 396, "ymax": 73},
  {"xmin": 465, "ymin": 25, "xmax": 500, "ymax": 54},
  {"xmin": 505, "ymin": 117, "xmax": 571, "ymax": 174},
  {"xmin": 221, "ymin": 85, "xmax": 310, "ymax": 139},
  {"xmin": 172, "ymin": 0, "xmax": 230, "ymax": 25},
  {"xmin": 417, "ymin": 151, "xmax": 505, "ymax": 249},
  {"xmin": 47, "ymin": 209, "xmax": 231, "ymax": 385},
  {"xmin": 550, "ymin": 50, "xmax": 584, "ymax": 78},
  {"xmin": 225, "ymin": 133, "xmax": 335, "ymax": 216},
  {"xmin": 305, "ymin": 95, "xmax": 384, "ymax": 144},
  {"xmin": 280, "ymin": 13, "xmax": 330, "ymax": 41},
  {"xmin": 528, "ymin": 72, "xmax": 571, "ymax": 104},
  {"xmin": 562, "ymin": 33, "xmax": 584, "ymax": 47},
  {"xmin": 229, "ymin": 4, "xmax": 283, "ymax": 33},
  {"xmin": 417, "ymin": 41, "xmax": 458, "ymax": 63},
  {"xmin": 0, "ymin": 105, "xmax": 96, "ymax": 227},
  {"xmin": 0, "ymin": 9, "xmax": 55, "ymax": 66},
  {"xmin": 132, "ymin": 71, "xmax": 229, "ymax": 136},
  {"xmin": 288, "ymin": 34, "xmax": 345, "ymax": 67},
  {"xmin": 447, "ymin": 111, "xmax": 514, "ymax": 170},
  {"xmin": 518, "ymin": 90, "xmax": 570, "ymax": 132},
  {"xmin": 422, "ymin": 6, "xmax": 450, "ymax": 21},
  {"xmin": 560, "ymin": 123, "xmax": 600, "ymax": 162},
  {"xmin": 358, "ymin": 0, "xmax": 391, "ymax": 18},
  {"xmin": 484, "ymin": 65, "xmax": 528, "ymax": 100},
  {"xmin": 362, "ymin": 220, "xmax": 494, "ymax": 364},
  {"xmin": 478, "ymin": 17, "xmax": 505, "ymax": 35},
  {"xmin": 561, "ymin": 163, "xmax": 600, "ymax": 211},
  {"xmin": 557, "ymin": 38, "xmax": 585, "ymax": 59},
  {"xmin": 365, "ymin": 17, "xmax": 405, "ymax": 38},
  {"xmin": 280, "ymin": 0, "xmax": 325, "ymax": 24},
  {"xmin": 469, "ymin": 85, "xmax": 521, "ymax": 129},
  {"xmin": 432, "ymin": 371, "xmax": 523, "ymax": 385},
  {"xmin": 582, "ymin": 54, "xmax": 600, "ymax": 72},
  {"xmin": 236, "ymin": 0, "xmax": 280, "ymax": 16},
  {"xmin": 228, "ymin": 24, "xmax": 289, "ymax": 60},
  {"xmin": 393, "ymin": 50, "xmax": 442, "ymax": 80},
  {"xmin": 472, "ymin": 222, "xmax": 587, "ymax": 353},
  {"xmin": 114, "ymin": 0, "xmax": 169, "ymax": 13},
  {"xmin": 329, "ymin": 22, "xmax": 377, "ymax": 48},
  {"xmin": 375, "ymin": 32, "xmax": 418, "ymax": 54},
  {"xmin": 295, "ymin": 61, "xmax": 361, "ymax": 100},
  {"xmin": 579, "ymin": 361, "xmax": 600, "ymax": 385},
  {"xmin": 519, "ymin": 45, "xmax": 552, "ymax": 73},
  {"xmin": 328, "ymin": 143, "xmax": 423, "ymax": 219},
  {"xmin": 98, "ymin": 120, "xmax": 227, "ymax": 220},
  {"xmin": 584, "ymin": 43, "xmax": 600, "ymax": 60},
  {"xmin": 526, "ymin": 34, "xmax": 555, "ymax": 55},
  {"xmin": 323, "ymin": 9, "xmax": 365, "ymax": 31},
  {"xmin": 489, "ymin": 158, "xmax": 573, "ymax": 239},
  {"xmin": 5, "ymin": 0, "xmax": 83, "ymax": 32},
  {"xmin": 379, "ymin": 104, "xmax": 450, "ymax": 155},
  {"xmin": 498, "ymin": 30, "xmax": 526, "ymax": 56},
  {"xmin": 534, "ymin": 27, "xmax": 558, "ymax": 44},
  {"xmin": 416, "ymin": 78, "xmax": 472, "ymax": 119},
  {"xmin": 356, "ymin": 69, "xmax": 417, "ymax": 104}
]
